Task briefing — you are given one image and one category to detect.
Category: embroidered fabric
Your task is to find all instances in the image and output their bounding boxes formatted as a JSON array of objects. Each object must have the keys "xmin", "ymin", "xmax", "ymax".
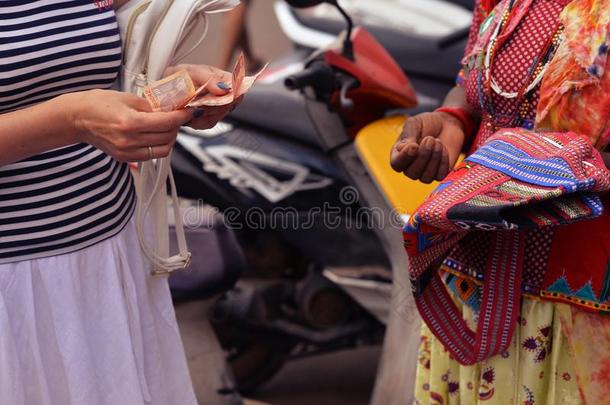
[
  {"xmin": 403, "ymin": 129, "xmax": 610, "ymax": 365},
  {"xmin": 448, "ymin": 0, "xmax": 610, "ymax": 315}
]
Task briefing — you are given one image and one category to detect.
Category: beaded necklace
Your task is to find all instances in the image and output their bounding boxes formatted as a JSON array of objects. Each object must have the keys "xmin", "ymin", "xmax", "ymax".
[{"xmin": 477, "ymin": 0, "xmax": 564, "ymax": 130}]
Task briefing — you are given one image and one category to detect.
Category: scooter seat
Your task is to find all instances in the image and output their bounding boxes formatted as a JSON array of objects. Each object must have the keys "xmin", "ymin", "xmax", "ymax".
[{"xmin": 228, "ymin": 81, "xmax": 322, "ymax": 148}]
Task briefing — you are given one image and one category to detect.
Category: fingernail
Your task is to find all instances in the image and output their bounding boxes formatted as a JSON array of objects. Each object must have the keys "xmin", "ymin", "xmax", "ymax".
[
  {"xmin": 193, "ymin": 108, "xmax": 205, "ymax": 118},
  {"xmin": 396, "ymin": 142, "xmax": 406, "ymax": 152},
  {"xmin": 217, "ymin": 81, "xmax": 232, "ymax": 91}
]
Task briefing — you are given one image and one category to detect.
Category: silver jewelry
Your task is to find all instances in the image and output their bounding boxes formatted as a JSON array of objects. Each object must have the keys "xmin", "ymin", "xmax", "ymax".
[{"xmin": 483, "ymin": 2, "xmax": 560, "ymax": 99}]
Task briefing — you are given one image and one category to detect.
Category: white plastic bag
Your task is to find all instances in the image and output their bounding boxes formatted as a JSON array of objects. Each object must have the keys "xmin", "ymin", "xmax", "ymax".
[{"xmin": 116, "ymin": 0, "xmax": 240, "ymax": 274}]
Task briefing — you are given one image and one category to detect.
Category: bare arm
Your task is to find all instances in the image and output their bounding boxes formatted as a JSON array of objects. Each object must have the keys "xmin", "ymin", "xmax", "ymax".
[
  {"xmin": 0, "ymin": 90, "xmax": 193, "ymax": 167},
  {"xmin": 390, "ymin": 86, "xmax": 476, "ymax": 183},
  {"xmin": 0, "ymin": 60, "xmax": 241, "ymax": 167},
  {"xmin": 218, "ymin": 5, "xmax": 248, "ymax": 70},
  {"xmin": 392, "ymin": 85, "xmax": 610, "ymax": 178},
  {"xmin": 0, "ymin": 95, "xmax": 79, "ymax": 166},
  {"xmin": 440, "ymin": 85, "xmax": 477, "ymax": 118},
  {"xmin": 602, "ymin": 152, "xmax": 610, "ymax": 170}
]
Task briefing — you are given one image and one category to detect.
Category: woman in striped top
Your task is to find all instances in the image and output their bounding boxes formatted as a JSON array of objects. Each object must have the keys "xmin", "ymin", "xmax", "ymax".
[{"xmin": 0, "ymin": 1, "xmax": 239, "ymax": 403}]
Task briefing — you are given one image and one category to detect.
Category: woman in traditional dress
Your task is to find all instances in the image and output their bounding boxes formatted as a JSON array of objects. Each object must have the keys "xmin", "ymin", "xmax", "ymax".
[{"xmin": 391, "ymin": 0, "xmax": 610, "ymax": 403}]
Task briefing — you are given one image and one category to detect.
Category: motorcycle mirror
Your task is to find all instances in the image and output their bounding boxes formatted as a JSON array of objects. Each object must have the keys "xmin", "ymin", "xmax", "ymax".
[{"xmin": 284, "ymin": 0, "xmax": 333, "ymax": 8}]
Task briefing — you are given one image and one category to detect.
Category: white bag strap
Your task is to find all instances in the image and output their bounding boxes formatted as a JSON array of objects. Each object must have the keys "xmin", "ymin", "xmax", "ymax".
[
  {"xmin": 172, "ymin": 0, "xmax": 239, "ymax": 63},
  {"xmin": 122, "ymin": 0, "xmax": 239, "ymax": 275},
  {"xmin": 136, "ymin": 152, "xmax": 191, "ymax": 274},
  {"xmin": 144, "ymin": 0, "xmax": 240, "ymax": 79}
]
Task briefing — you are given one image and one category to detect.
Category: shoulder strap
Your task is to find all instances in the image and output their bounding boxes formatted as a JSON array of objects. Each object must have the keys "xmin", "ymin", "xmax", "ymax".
[
  {"xmin": 135, "ymin": 152, "xmax": 191, "ymax": 274},
  {"xmin": 411, "ymin": 231, "xmax": 524, "ymax": 365}
]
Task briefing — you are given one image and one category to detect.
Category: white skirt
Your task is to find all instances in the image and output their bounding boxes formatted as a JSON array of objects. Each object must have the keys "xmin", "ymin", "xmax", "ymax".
[{"xmin": 0, "ymin": 219, "xmax": 198, "ymax": 405}]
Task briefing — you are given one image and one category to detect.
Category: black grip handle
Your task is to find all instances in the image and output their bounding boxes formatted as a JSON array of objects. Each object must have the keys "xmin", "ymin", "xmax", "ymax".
[{"xmin": 284, "ymin": 63, "xmax": 332, "ymax": 91}]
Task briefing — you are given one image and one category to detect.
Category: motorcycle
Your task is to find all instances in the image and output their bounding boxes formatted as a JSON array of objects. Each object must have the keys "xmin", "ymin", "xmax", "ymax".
[
  {"xmin": 170, "ymin": 0, "xmax": 465, "ymax": 402},
  {"xmin": 273, "ymin": 0, "xmax": 473, "ymax": 110}
]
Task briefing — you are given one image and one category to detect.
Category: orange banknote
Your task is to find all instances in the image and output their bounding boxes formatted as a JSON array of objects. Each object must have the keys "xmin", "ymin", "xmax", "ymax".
[{"xmin": 143, "ymin": 52, "xmax": 267, "ymax": 111}]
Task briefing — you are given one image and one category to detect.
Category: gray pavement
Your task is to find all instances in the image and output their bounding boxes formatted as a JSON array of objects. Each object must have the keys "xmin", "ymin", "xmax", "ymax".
[{"xmin": 175, "ymin": 299, "xmax": 379, "ymax": 405}]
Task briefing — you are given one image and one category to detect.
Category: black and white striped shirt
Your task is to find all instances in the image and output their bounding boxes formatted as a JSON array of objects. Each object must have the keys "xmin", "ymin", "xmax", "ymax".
[{"xmin": 0, "ymin": 0, "xmax": 135, "ymax": 263}]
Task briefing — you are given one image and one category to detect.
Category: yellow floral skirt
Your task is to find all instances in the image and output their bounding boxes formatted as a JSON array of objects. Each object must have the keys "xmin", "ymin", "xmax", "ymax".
[{"xmin": 415, "ymin": 298, "xmax": 610, "ymax": 404}]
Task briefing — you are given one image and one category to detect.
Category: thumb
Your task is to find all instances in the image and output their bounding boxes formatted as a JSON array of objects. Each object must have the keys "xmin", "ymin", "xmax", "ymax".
[
  {"xmin": 123, "ymin": 92, "xmax": 153, "ymax": 112},
  {"xmin": 390, "ymin": 115, "xmax": 428, "ymax": 173},
  {"xmin": 206, "ymin": 80, "xmax": 232, "ymax": 96},
  {"xmin": 398, "ymin": 115, "xmax": 425, "ymax": 145}
]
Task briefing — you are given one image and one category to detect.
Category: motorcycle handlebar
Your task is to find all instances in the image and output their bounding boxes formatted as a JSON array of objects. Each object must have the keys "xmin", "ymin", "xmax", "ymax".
[{"xmin": 284, "ymin": 63, "xmax": 332, "ymax": 91}]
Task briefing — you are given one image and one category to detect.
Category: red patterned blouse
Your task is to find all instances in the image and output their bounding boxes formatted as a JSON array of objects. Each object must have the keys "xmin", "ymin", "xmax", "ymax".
[{"xmin": 452, "ymin": 0, "xmax": 610, "ymax": 314}]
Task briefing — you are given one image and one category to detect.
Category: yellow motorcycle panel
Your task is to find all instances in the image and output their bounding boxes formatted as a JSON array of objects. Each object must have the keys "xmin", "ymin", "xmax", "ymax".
[{"xmin": 354, "ymin": 116, "xmax": 461, "ymax": 216}]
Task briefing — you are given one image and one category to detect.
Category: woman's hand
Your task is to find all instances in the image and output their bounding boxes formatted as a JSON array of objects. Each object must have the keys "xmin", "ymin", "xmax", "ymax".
[
  {"xmin": 164, "ymin": 64, "xmax": 242, "ymax": 130},
  {"xmin": 68, "ymin": 89, "xmax": 193, "ymax": 162},
  {"xmin": 390, "ymin": 111, "xmax": 466, "ymax": 183},
  {"xmin": 188, "ymin": 95, "xmax": 244, "ymax": 130}
]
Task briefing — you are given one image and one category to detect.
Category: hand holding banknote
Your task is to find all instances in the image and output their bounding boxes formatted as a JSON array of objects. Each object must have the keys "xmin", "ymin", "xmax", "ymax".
[
  {"xmin": 144, "ymin": 53, "xmax": 267, "ymax": 130},
  {"xmin": 70, "ymin": 90, "xmax": 192, "ymax": 162}
]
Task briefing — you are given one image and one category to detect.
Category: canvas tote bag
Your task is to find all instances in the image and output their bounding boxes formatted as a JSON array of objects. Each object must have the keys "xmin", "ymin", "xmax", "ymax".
[{"xmin": 115, "ymin": 0, "xmax": 239, "ymax": 274}]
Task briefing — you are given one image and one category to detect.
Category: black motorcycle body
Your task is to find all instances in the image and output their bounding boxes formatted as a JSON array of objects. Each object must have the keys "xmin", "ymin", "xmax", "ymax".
[{"xmin": 169, "ymin": 0, "xmax": 470, "ymax": 394}]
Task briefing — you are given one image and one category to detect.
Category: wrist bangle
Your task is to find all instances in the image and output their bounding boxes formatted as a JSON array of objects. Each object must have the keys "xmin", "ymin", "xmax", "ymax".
[{"xmin": 434, "ymin": 106, "xmax": 477, "ymax": 144}]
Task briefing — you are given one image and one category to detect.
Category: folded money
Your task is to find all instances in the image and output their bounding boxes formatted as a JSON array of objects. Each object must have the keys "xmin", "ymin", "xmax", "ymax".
[
  {"xmin": 143, "ymin": 52, "xmax": 267, "ymax": 112},
  {"xmin": 188, "ymin": 62, "xmax": 267, "ymax": 107},
  {"xmin": 143, "ymin": 70, "xmax": 197, "ymax": 112}
]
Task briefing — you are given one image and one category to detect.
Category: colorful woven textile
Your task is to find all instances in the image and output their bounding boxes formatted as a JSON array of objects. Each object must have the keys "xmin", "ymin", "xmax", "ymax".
[
  {"xmin": 403, "ymin": 128, "xmax": 610, "ymax": 365},
  {"xmin": 454, "ymin": 0, "xmax": 610, "ymax": 315}
]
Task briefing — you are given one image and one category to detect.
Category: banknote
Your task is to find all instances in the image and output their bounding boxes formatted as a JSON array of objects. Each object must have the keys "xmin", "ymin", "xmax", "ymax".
[
  {"xmin": 187, "ymin": 67, "xmax": 267, "ymax": 107},
  {"xmin": 187, "ymin": 53, "xmax": 268, "ymax": 108},
  {"xmin": 143, "ymin": 70, "xmax": 196, "ymax": 112},
  {"xmin": 143, "ymin": 52, "xmax": 267, "ymax": 111},
  {"xmin": 237, "ymin": 69, "xmax": 267, "ymax": 96}
]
